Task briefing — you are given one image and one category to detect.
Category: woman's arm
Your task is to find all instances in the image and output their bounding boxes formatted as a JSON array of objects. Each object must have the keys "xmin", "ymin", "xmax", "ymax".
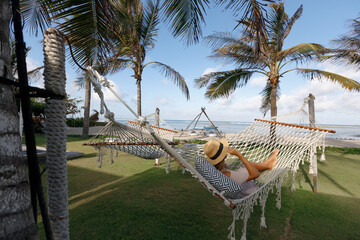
[{"xmin": 227, "ymin": 148, "xmax": 260, "ymax": 180}]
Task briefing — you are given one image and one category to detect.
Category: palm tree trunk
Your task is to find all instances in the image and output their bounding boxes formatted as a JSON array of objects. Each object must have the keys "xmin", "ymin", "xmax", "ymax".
[
  {"xmin": 270, "ymin": 82, "xmax": 278, "ymax": 145},
  {"xmin": 0, "ymin": 1, "xmax": 38, "ymax": 238},
  {"xmin": 82, "ymin": 72, "xmax": 91, "ymax": 138},
  {"xmin": 270, "ymin": 83, "xmax": 277, "ymax": 120},
  {"xmin": 137, "ymin": 77, "xmax": 142, "ymax": 116}
]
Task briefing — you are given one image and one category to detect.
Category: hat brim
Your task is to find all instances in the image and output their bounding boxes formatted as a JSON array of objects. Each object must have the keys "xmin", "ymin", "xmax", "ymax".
[{"xmin": 206, "ymin": 138, "xmax": 229, "ymax": 165}]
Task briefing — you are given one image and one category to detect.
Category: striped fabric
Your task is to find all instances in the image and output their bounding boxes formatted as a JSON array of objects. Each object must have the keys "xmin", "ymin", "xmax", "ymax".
[{"xmin": 195, "ymin": 155, "xmax": 242, "ymax": 199}]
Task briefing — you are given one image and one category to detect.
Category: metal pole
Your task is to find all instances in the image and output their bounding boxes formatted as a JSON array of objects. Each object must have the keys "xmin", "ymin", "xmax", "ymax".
[{"xmin": 11, "ymin": 0, "xmax": 54, "ymax": 238}]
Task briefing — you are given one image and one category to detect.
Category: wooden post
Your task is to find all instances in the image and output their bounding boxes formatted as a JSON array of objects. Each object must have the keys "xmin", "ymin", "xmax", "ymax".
[
  {"xmin": 155, "ymin": 108, "xmax": 160, "ymax": 127},
  {"xmin": 308, "ymin": 93, "xmax": 317, "ymax": 193}
]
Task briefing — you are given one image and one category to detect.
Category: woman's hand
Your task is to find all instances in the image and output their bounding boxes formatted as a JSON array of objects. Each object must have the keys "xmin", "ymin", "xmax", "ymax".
[{"xmin": 227, "ymin": 147, "xmax": 239, "ymax": 156}]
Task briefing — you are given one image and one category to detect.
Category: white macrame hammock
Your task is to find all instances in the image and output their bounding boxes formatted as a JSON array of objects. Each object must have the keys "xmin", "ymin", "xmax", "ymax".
[
  {"xmin": 82, "ymin": 67, "xmax": 177, "ymax": 167},
  {"xmin": 84, "ymin": 67, "xmax": 335, "ymax": 240},
  {"xmin": 84, "ymin": 119, "xmax": 177, "ymax": 167}
]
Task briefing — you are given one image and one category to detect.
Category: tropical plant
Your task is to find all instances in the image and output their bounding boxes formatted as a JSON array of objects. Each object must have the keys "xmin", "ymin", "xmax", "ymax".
[
  {"xmin": 195, "ymin": 2, "xmax": 360, "ymax": 119},
  {"xmin": 0, "ymin": 1, "xmax": 38, "ymax": 238},
  {"xmin": 1, "ymin": 0, "xmax": 274, "ymax": 238},
  {"xmin": 107, "ymin": 0, "xmax": 190, "ymax": 116},
  {"xmin": 333, "ymin": 16, "xmax": 360, "ymax": 66},
  {"xmin": 10, "ymin": 37, "xmax": 44, "ymax": 83}
]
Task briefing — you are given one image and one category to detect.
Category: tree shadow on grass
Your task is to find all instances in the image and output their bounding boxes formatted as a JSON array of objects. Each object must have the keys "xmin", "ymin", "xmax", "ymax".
[
  {"xmin": 37, "ymin": 160, "xmax": 360, "ymax": 240},
  {"xmin": 298, "ymin": 163, "xmax": 314, "ymax": 192},
  {"xmin": 64, "ymin": 165, "xmax": 237, "ymax": 240},
  {"xmin": 317, "ymin": 168, "xmax": 355, "ymax": 197}
]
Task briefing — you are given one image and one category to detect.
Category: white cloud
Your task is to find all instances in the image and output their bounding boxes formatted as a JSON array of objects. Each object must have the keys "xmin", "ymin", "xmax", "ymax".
[
  {"xmin": 319, "ymin": 61, "xmax": 360, "ymax": 79},
  {"xmin": 202, "ymin": 65, "xmax": 222, "ymax": 76},
  {"xmin": 276, "ymin": 80, "xmax": 360, "ymax": 120},
  {"xmin": 131, "ymin": 95, "xmax": 137, "ymax": 105},
  {"xmin": 161, "ymin": 78, "xmax": 171, "ymax": 86},
  {"xmin": 216, "ymin": 95, "xmax": 234, "ymax": 105},
  {"xmin": 154, "ymin": 97, "xmax": 169, "ymax": 106},
  {"xmin": 250, "ymin": 76, "xmax": 267, "ymax": 87},
  {"xmin": 230, "ymin": 95, "xmax": 262, "ymax": 111}
]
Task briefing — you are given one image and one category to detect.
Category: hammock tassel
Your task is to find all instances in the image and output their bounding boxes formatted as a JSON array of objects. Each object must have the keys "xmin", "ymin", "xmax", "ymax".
[
  {"xmin": 320, "ymin": 152, "xmax": 326, "ymax": 162},
  {"xmin": 260, "ymin": 216, "xmax": 267, "ymax": 229},
  {"xmin": 166, "ymin": 154, "xmax": 171, "ymax": 174},
  {"xmin": 320, "ymin": 145, "xmax": 326, "ymax": 162},
  {"xmin": 110, "ymin": 149, "xmax": 114, "ymax": 164},
  {"xmin": 291, "ymin": 171, "xmax": 296, "ymax": 191},
  {"xmin": 227, "ymin": 210, "xmax": 237, "ymax": 240}
]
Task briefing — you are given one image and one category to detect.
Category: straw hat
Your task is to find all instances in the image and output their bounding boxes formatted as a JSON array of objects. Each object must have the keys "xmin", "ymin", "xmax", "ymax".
[{"xmin": 204, "ymin": 139, "xmax": 229, "ymax": 165}]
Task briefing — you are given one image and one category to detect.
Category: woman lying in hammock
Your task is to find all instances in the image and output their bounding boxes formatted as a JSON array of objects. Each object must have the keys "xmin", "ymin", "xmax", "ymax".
[{"xmin": 204, "ymin": 139, "xmax": 279, "ymax": 195}]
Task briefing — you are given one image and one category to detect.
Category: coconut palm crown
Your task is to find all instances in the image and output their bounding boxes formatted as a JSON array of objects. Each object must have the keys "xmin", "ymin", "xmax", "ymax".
[
  {"xmin": 107, "ymin": 0, "xmax": 190, "ymax": 116},
  {"xmin": 196, "ymin": 2, "xmax": 360, "ymax": 118}
]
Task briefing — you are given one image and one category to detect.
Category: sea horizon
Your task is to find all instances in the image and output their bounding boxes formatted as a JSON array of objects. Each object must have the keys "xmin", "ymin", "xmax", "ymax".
[{"xmin": 114, "ymin": 118, "xmax": 360, "ymax": 140}]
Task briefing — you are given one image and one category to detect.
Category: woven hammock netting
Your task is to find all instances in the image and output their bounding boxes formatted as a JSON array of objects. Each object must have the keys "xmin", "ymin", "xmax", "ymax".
[
  {"xmin": 174, "ymin": 119, "xmax": 332, "ymax": 240},
  {"xmin": 84, "ymin": 120, "xmax": 177, "ymax": 167},
  {"xmin": 82, "ymin": 66, "xmax": 335, "ymax": 239}
]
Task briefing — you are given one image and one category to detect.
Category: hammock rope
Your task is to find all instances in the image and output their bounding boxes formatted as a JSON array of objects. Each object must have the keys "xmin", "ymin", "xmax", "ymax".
[
  {"xmin": 82, "ymin": 67, "xmax": 335, "ymax": 239},
  {"xmin": 167, "ymin": 119, "xmax": 333, "ymax": 240},
  {"xmin": 82, "ymin": 67, "xmax": 177, "ymax": 164}
]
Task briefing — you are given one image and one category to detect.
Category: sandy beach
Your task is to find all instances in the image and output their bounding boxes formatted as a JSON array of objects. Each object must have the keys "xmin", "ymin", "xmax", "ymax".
[{"xmin": 69, "ymin": 127, "xmax": 360, "ymax": 148}]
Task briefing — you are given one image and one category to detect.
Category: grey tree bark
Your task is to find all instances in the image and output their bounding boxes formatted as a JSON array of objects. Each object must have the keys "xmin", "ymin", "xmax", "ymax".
[
  {"xmin": 82, "ymin": 72, "xmax": 91, "ymax": 138},
  {"xmin": 0, "ymin": 1, "xmax": 38, "ymax": 238}
]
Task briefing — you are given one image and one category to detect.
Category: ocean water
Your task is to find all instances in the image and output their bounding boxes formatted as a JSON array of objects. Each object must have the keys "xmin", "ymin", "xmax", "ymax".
[{"xmin": 116, "ymin": 119, "xmax": 360, "ymax": 140}]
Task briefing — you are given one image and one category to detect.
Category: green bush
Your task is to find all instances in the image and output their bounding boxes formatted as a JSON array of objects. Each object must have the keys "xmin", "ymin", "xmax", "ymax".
[
  {"xmin": 66, "ymin": 118, "xmax": 108, "ymax": 127},
  {"xmin": 325, "ymin": 147, "xmax": 360, "ymax": 155}
]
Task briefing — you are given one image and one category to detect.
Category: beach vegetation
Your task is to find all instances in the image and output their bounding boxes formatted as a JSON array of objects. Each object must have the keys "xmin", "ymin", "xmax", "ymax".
[
  {"xmin": 30, "ymin": 134, "xmax": 360, "ymax": 239},
  {"xmin": 325, "ymin": 146, "xmax": 360, "ymax": 155},
  {"xmin": 333, "ymin": 15, "xmax": 360, "ymax": 66},
  {"xmin": 105, "ymin": 0, "xmax": 189, "ymax": 116},
  {"xmin": 195, "ymin": 2, "xmax": 360, "ymax": 119}
]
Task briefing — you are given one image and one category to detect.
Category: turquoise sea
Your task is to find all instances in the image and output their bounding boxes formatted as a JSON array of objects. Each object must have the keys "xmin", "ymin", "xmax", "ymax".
[{"xmin": 116, "ymin": 119, "xmax": 360, "ymax": 140}]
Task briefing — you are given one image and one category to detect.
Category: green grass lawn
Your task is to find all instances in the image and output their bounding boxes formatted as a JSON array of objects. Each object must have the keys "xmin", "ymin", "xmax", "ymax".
[{"xmin": 35, "ymin": 135, "xmax": 360, "ymax": 239}]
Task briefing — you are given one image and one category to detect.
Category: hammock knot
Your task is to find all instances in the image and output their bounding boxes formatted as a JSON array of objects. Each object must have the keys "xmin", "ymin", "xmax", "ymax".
[
  {"xmin": 138, "ymin": 116, "xmax": 147, "ymax": 124},
  {"xmin": 105, "ymin": 110, "xmax": 115, "ymax": 122},
  {"xmin": 99, "ymin": 75, "xmax": 113, "ymax": 88}
]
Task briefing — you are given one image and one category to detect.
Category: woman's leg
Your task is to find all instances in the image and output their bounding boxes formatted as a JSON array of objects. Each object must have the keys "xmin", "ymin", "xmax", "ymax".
[{"xmin": 249, "ymin": 149, "xmax": 279, "ymax": 173}]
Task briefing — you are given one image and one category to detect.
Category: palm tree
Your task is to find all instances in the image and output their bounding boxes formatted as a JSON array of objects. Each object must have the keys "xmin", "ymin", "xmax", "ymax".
[
  {"xmin": 108, "ymin": 0, "xmax": 190, "ymax": 116},
  {"xmin": 333, "ymin": 16, "xmax": 360, "ymax": 66},
  {"xmin": 196, "ymin": 2, "xmax": 360, "ymax": 119},
  {"xmin": 0, "ymin": 1, "xmax": 38, "ymax": 238},
  {"xmin": 0, "ymin": 0, "xmax": 273, "ymax": 238}
]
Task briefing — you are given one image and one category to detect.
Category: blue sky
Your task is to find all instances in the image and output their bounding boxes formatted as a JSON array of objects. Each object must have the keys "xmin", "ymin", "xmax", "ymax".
[{"xmin": 24, "ymin": 0, "xmax": 360, "ymax": 125}]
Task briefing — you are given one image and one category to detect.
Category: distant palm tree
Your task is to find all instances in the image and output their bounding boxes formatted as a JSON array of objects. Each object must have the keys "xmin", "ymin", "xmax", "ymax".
[
  {"xmin": 333, "ymin": 16, "xmax": 360, "ymax": 66},
  {"xmin": 22, "ymin": 0, "xmax": 117, "ymax": 137},
  {"xmin": 10, "ymin": 38, "xmax": 44, "ymax": 85},
  {"xmin": 196, "ymin": 2, "xmax": 360, "ymax": 119},
  {"xmin": 108, "ymin": 0, "xmax": 189, "ymax": 116}
]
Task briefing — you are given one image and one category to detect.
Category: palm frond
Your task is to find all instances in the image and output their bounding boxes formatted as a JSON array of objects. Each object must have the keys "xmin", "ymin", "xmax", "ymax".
[
  {"xmin": 161, "ymin": 0, "xmax": 209, "ymax": 45},
  {"xmin": 259, "ymin": 82, "xmax": 280, "ymax": 116},
  {"xmin": 51, "ymin": 0, "xmax": 117, "ymax": 68},
  {"xmin": 28, "ymin": 66, "xmax": 44, "ymax": 83},
  {"xmin": 297, "ymin": 68, "xmax": 360, "ymax": 91},
  {"xmin": 278, "ymin": 43, "xmax": 330, "ymax": 65},
  {"xmin": 104, "ymin": 58, "xmax": 133, "ymax": 74},
  {"xmin": 195, "ymin": 69, "xmax": 254, "ymax": 100},
  {"xmin": 141, "ymin": 0, "xmax": 160, "ymax": 50},
  {"xmin": 283, "ymin": 4, "xmax": 302, "ymax": 40},
  {"xmin": 73, "ymin": 73, "xmax": 86, "ymax": 90},
  {"xmin": 20, "ymin": 0, "xmax": 53, "ymax": 36},
  {"xmin": 150, "ymin": 61, "xmax": 190, "ymax": 100}
]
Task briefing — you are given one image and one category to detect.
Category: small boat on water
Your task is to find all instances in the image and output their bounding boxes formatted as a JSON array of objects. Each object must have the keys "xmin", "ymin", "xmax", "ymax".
[
  {"xmin": 188, "ymin": 130, "xmax": 199, "ymax": 136},
  {"xmin": 193, "ymin": 126, "xmax": 218, "ymax": 131},
  {"xmin": 206, "ymin": 131, "xmax": 217, "ymax": 137}
]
